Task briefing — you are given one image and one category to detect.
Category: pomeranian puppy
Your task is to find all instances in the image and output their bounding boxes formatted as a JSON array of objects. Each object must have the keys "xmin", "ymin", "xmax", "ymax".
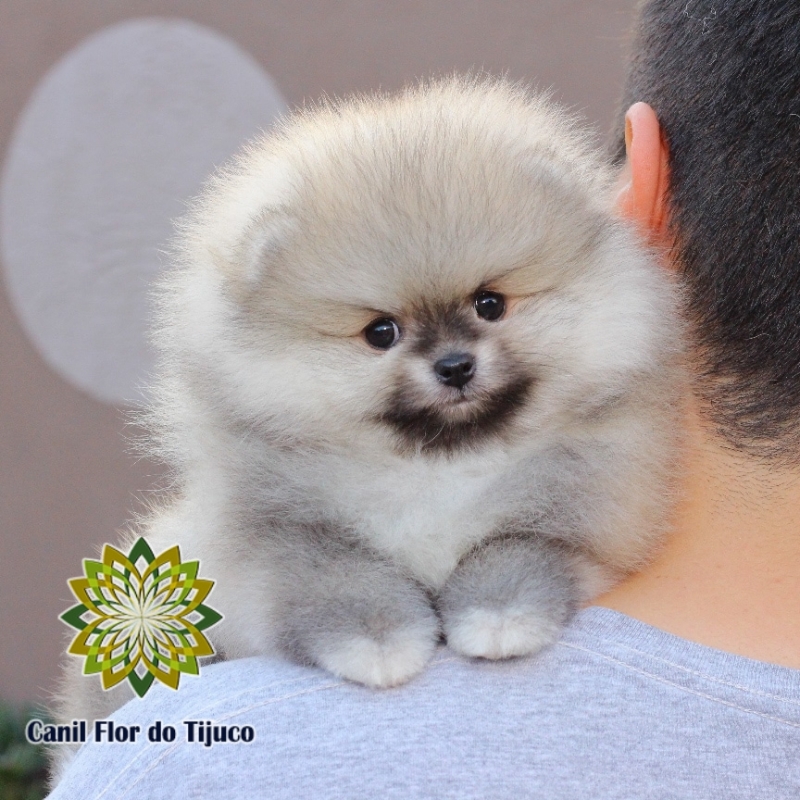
[{"xmin": 54, "ymin": 77, "xmax": 683, "ymax": 773}]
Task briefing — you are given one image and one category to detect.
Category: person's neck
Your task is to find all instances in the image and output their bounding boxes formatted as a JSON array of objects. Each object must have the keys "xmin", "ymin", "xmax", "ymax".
[{"xmin": 596, "ymin": 397, "xmax": 800, "ymax": 668}]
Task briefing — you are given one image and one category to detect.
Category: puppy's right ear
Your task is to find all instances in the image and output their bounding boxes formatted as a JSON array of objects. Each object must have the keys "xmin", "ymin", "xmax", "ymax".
[{"xmin": 226, "ymin": 207, "xmax": 297, "ymax": 287}]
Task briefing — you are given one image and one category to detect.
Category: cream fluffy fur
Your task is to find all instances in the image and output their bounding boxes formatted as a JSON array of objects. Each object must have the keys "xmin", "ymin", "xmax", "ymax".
[{"xmin": 52, "ymin": 77, "xmax": 684, "ymax": 781}]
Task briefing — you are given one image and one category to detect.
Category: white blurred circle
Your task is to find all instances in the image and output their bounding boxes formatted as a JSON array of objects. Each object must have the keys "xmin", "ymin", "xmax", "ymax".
[{"xmin": 0, "ymin": 18, "xmax": 286, "ymax": 405}]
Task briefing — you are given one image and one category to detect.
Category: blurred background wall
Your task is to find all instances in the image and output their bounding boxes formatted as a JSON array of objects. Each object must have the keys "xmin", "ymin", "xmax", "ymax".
[{"xmin": 0, "ymin": 0, "xmax": 638, "ymax": 706}]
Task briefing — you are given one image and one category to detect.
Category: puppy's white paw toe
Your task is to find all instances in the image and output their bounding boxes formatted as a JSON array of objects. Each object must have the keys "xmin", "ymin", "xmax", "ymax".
[
  {"xmin": 446, "ymin": 607, "xmax": 560, "ymax": 660},
  {"xmin": 318, "ymin": 624, "xmax": 438, "ymax": 688}
]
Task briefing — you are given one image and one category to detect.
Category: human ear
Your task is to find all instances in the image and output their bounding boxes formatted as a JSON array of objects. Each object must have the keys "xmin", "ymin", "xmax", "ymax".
[{"xmin": 615, "ymin": 102, "xmax": 670, "ymax": 245}]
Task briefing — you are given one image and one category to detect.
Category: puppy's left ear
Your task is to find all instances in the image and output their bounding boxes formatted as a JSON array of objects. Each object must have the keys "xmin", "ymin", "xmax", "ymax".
[{"xmin": 615, "ymin": 103, "xmax": 671, "ymax": 248}]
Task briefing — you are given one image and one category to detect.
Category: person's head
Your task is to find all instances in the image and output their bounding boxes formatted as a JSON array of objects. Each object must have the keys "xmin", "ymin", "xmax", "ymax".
[{"xmin": 615, "ymin": 1, "xmax": 800, "ymax": 463}]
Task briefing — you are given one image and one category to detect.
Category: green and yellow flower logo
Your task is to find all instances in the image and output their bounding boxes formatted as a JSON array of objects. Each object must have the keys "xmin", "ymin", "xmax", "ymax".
[{"xmin": 60, "ymin": 538, "xmax": 222, "ymax": 698}]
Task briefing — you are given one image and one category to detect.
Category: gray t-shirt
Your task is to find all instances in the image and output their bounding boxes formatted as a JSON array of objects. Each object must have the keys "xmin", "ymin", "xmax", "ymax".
[{"xmin": 48, "ymin": 608, "xmax": 800, "ymax": 799}]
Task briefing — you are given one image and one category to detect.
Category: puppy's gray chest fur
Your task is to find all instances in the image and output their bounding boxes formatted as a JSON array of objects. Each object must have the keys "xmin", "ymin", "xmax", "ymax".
[{"xmin": 327, "ymin": 449, "xmax": 512, "ymax": 588}]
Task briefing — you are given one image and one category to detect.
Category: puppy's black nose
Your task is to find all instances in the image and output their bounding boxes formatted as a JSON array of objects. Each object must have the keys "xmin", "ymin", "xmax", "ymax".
[{"xmin": 434, "ymin": 353, "xmax": 475, "ymax": 388}]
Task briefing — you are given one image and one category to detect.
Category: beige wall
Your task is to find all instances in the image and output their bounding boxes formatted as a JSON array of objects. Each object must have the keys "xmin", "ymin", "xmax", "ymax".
[{"xmin": 0, "ymin": 0, "xmax": 638, "ymax": 704}]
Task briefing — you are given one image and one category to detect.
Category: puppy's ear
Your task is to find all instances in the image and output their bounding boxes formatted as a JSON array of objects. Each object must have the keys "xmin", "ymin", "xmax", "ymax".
[{"xmin": 228, "ymin": 207, "xmax": 297, "ymax": 287}]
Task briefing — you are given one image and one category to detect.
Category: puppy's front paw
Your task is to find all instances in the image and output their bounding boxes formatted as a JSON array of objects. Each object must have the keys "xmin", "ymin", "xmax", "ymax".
[
  {"xmin": 279, "ymin": 562, "xmax": 440, "ymax": 688},
  {"xmin": 318, "ymin": 619, "xmax": 439, "ymax": 688},
  {"xmin": 439, "ymin": 536, "xmax": 578, "ymax": 660},
  {"xmin": 444, "ymin": 606, "xmax": 561, "ymax": 660}
]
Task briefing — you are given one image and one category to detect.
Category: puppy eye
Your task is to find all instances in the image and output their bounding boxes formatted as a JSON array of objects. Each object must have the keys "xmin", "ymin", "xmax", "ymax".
[
  {"xmin": 364, "ymin": 318, "xmax": 401, "ymax": 349},
  {"xmin": 474, "ymin": 291, "xmax": 505, "ymax": 321}
]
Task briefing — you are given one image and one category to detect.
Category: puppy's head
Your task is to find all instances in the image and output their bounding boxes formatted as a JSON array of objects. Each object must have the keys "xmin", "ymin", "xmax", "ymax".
[{"xmin": 166, "ymin": 79, "xmax": 675, "ymax": 457}]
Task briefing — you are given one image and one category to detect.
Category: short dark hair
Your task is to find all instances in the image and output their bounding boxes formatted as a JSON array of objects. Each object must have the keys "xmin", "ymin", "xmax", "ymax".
[{"xmin": 616, "ymin": 1, "xmax": 800, "ymax": 461}]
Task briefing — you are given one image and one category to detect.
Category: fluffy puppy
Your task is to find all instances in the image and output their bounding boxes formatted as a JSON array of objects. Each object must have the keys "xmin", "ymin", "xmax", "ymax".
[{"xmin": 55, "ymin": 78, "xmax": 683, "ymax": 766}]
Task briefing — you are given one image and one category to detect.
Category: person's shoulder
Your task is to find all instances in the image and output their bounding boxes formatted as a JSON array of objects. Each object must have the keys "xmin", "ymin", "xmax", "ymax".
[
  {"xmin": 48, "ymin": 608, "xmax": 800, "ymax": 799},
  {"xmin": 45, "ymin": 613, "xmax": 599, "ymax": 799}
]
